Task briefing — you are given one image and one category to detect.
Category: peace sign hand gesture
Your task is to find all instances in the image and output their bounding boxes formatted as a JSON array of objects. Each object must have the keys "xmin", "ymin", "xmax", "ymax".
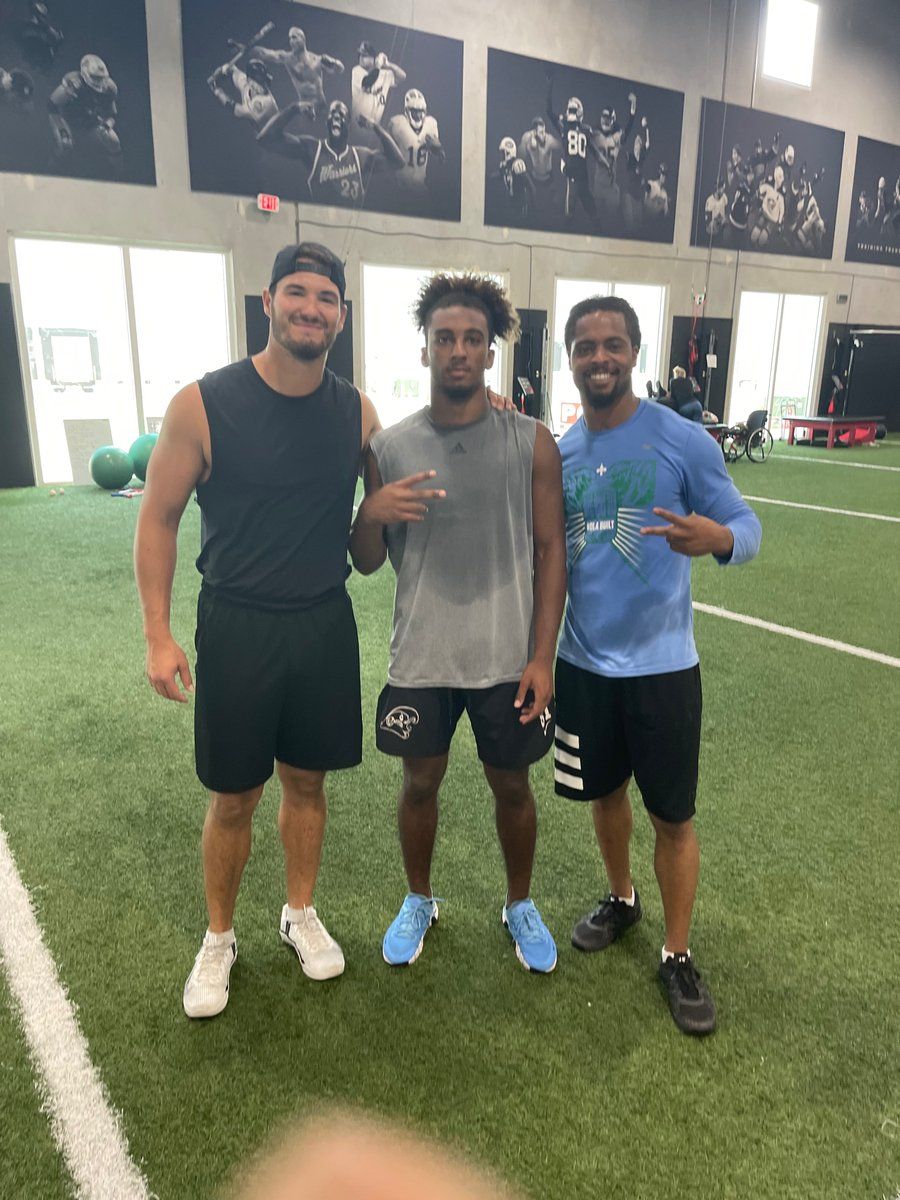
[
  {"xmin": 640, "ymin": 508, "xmax": 734, "ymax": 558},
  {"xmin": 359, "ymin": 470, "xmax": 446, "ymax": 526}
]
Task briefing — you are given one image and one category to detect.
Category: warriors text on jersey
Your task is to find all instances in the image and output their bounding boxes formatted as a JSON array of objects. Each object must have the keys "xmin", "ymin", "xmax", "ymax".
[{"xmin": 308, "ymin": 141, "xmax": 365, "ymax": 203}]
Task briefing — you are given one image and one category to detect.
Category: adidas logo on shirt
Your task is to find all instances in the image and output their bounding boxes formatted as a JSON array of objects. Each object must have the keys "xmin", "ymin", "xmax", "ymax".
[{"xmin": 450, "ymin": 442, "xmax": 467, "ymax": 454}]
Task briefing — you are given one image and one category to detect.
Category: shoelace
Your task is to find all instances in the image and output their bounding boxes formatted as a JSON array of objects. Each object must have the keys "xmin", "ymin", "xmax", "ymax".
[
  {"xmin": 669, "ymin": 955, "xmax": 702, "ymax": 1001},
  {"xmin": 508, "ymin": 902, "xmax": 545, "ymax": 945},
  {"xmin": 592, "ymin": 894, "xmax": 623, "ymax": 919},
  {"xmin": 395, "ymin": 897, "xmax": 438, "ymax": 939},
  {"xmin": 293, "ymin": 909, "xmax": 332, "ymax": 953},
  {"xmin": 194, "ymin": 940, "xmax": 232, "ymax": 985}
]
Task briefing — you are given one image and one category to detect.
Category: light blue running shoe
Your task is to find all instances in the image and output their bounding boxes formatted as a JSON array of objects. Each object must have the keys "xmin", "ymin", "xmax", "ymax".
[
  {"xmin": 383, "ymin": 893, "xmax": 439, "ymax": 966},
  {"xmin": 502, "ymin": 899, "xmax": 557, "ymax": 973}
]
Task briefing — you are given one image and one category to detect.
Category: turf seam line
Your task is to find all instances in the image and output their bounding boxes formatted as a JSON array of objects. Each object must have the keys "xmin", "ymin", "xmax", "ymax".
[
  {"xmin": 692, "ymin": 603, "xmax": 900, "ymax": 669},
  {"xmin": 0, "ymin": 822, "xmax": 154, "ymax": 1200},
  {"xmin": 743, "ymin": 495, "xmax": 900, "ymax": 523},
  {"xmin": 770, "ymin": 456, "xmax": 900, "ymax": 472}
]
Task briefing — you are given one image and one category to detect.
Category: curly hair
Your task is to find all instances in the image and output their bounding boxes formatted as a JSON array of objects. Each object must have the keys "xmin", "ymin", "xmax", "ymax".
[{"xmin": 413, "ymin": 273, "xmax": 520, "ymax": 344}]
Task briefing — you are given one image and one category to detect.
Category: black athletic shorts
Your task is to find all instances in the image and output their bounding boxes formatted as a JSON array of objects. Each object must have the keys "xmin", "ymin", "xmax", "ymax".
[
  {"xmin": 194, "ymin": 587, "xmax": 362, "ymax": 793},
  {"xmin": 553, "ymin": 657, "xmax": 702, "ymax": 823},
  {"xmin": 375, "ymin": 682, "xmax": 555, "ymax": 771}
]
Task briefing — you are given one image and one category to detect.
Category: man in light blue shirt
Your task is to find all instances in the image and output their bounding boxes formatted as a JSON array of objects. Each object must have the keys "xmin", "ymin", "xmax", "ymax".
[{"xmin": 555, "ymin": 295, "xmax": 761, "ymax": 1035}]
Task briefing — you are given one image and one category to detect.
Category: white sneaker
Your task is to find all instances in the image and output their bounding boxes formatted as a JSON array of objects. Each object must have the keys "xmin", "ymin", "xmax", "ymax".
[
  {"xmin": 183, "ymin": 930, "xmax": 237, "ymax": 1019},
  {"xmin": 279, "ymin": 904, "xmax": 345, "ymax": 980}
]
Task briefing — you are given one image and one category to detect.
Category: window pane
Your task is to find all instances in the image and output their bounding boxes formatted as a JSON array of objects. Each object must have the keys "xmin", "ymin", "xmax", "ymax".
[
  {"xmin": 730, "ymin": 292, "xmax": 780, "ymax": 424},
  {"xmin": 762, "ymin": 0, "xmax": 818, "ymax": 87},
  {"xmin": 362, "ymin": 265, "xmax": 504, "ymax": 429},
  {"xmin": 772, "ymin": 294, "xmax": 823, "ymax": 434},
  {"xmin": 15, "ymin": 238, "xmax": 138, "ymax": 485},
  {"xmin": 130, "ymin": 248, "xmax": 232, "ymax": 431}
]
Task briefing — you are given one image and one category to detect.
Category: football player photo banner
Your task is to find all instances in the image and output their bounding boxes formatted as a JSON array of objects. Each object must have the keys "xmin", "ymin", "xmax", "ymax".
[
  {"xmin": 0, "ymin": 0, "xmax": 155, "ymax": 185},
  {"xmin": 483, "ymin": 48, "xmax": 684, "ymax": 243},
  {"xmin": 844, "ymin": 136, "xmax": 900, "ymax": 268},
  {"xmin": 691, "ymin": 98, "xmax": 844, "ymax": 261},
  {"xmin": 181, "ymin": 0, "xmax": 463, "ymax": 221}
]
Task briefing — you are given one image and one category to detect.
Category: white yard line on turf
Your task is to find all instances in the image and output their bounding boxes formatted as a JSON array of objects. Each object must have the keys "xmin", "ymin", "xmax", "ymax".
[
  {"xmin": 744, "ymin": 495, "xmax": 900, "ymax": 523},
  {"xmin": 771, "ymin": 455, "xmax": 900, "ymax": 472},
  {"xmin": 0, "ymin": 823, "xmax": 152, "ymax": 1200},
  {"xmin": 693, "ymin": 603, "xmax": 900, "ymax": 669}
]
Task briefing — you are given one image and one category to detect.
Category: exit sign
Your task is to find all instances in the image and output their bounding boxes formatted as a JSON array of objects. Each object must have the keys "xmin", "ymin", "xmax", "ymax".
[{"xmin": 257, "ymin": 193, "xmax": 280, "ymax": 213}]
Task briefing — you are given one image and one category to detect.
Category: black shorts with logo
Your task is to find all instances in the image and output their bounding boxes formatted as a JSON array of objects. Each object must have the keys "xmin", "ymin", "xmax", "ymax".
[
  {"xmin": 553, "ymin": 657, "xmax": 702, "ymax": 823},
  {"xmin": 376, "ymin": 682, "xmax": 555, "ymax": 771},
  {"xmin": 194, "ymin": 587, "xmax": 362, "ymax": 793}
]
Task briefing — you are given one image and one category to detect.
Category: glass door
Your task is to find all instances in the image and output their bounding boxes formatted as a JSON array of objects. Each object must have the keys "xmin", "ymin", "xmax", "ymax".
[
  {"xmin": 14, "ymin": 239, "xmax": 138, "ymax": 485},
  {"xmin": 13, "ymin": 238, "xmax": 234, "ymax": 483},
  {"xmin": 729, "ymin": 290, "xmax": 824, "ymax": 433},
  {"xmin": 130, "ymin": 248, "xmax": 232, "ymax": 432}
]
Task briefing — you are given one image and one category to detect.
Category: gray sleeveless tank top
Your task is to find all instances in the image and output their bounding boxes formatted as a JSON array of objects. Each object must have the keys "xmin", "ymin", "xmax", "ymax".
[{"xmin": 370, "ymin": 405, "xmax": 536, "ymax": 688}]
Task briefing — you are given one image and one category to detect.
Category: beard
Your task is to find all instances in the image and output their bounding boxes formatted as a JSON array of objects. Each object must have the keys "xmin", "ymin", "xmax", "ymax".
[
  {"xmin": 580, "ymin": 372, "xmax": 631, "ymax": 409},
  {"xmin": 272, "ymin": 314, "xmax": 335, "ymax": 362}
]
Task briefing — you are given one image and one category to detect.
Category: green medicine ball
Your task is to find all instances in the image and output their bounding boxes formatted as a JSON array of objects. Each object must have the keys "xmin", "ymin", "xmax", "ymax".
[
  {"xmin": 129, "ymin": 432, "xmax": 159, "ymax": 482},
  {"xmin": 89, "ymin": 446, "xmax": 134, "ymax": 490}
]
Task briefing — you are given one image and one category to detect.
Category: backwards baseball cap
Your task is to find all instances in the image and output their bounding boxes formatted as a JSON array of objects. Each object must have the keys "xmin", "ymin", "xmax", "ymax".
[
  {"xmin": 269, "ymin": 242, "xmax": 346, "ymax": 299},
  {"xmin": 357, "ymin": 40, "xmax": 375, "ymax": 56}
]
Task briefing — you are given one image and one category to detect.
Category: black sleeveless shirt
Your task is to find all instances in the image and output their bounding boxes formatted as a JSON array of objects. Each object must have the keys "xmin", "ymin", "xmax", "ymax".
[{"xmin": 195, "ymin": 358, "xmax": 361, "ymax": 610}]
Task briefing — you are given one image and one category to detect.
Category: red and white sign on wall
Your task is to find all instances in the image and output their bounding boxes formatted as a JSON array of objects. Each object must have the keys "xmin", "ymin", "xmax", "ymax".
[{"xmin": 257, "ymin": 193, "xmax": 280, "ymax": 213}]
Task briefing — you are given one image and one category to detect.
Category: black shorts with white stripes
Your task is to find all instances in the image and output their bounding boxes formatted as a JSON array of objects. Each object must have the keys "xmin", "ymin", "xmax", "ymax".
[{"xmin": 552, "ymin": 657, "xmax": 702, "ymax": 824}]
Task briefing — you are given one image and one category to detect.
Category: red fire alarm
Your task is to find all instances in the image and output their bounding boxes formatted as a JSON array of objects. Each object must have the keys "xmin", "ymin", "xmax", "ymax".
[{"xmin": 257, "ymin": 193, "xmax": 280, "ymax": 213}]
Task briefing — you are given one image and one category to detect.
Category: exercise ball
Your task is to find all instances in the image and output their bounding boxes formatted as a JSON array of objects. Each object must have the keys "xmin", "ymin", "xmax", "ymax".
[
  {"xmin": 89, "ymin": 446, "xmax": 134, "ymax": 490},
  {"xmin": 129, "ymin": 432, "xmax": 158, "ymax": 481}
]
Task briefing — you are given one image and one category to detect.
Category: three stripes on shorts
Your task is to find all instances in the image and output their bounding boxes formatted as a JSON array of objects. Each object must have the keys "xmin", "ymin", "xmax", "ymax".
[{"xmin": 554, "ymin": 726, "xmax": 583, "ymax": 792}]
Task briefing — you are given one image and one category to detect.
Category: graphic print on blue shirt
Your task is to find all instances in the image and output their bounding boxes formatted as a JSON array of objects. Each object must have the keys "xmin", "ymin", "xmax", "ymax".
[{"xmin": 564, "ymin": 459, "xmax": 657, "ymax": 583}]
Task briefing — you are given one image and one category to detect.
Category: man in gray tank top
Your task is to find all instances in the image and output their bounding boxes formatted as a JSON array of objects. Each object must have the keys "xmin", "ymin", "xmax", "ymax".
[{"xmin": 350, "ymin": 274, "xmax": 567, "ymax": 973}]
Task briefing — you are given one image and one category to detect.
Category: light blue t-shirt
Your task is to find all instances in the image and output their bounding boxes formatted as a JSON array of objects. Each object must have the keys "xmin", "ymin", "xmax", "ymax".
[{"xmin": 558, "ymin": 400, "xmax": 761, "ymax": 678}]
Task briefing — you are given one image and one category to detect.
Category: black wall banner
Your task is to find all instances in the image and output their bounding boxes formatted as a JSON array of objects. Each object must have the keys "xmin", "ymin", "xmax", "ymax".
[
  {"xmin": 0, "ymin": 0, "xmax": 155, "ymax": 185},
  {"xmin": 483, "ymin": 48, "xmax": 684, "ymax": 243},
  {"xmin": 181, "ymin": 1, "xmax": 463, "ymax": 221},
  {"xmin": 690, "ymin": 98, "xmax": 844, "ymax": 261},
  {"xmin": 844, "ymin": 136, "xmax": 900, "ymax": 268}
]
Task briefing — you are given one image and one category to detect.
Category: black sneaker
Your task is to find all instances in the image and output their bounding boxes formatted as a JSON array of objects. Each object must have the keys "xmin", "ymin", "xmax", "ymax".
[
  {"xmin": 571, "ymin": 890, "xmax": 642, "ymax": 952},
  {"xmin": 658, "ymin": 953, "xmax": 717, "ymax": 1035}
]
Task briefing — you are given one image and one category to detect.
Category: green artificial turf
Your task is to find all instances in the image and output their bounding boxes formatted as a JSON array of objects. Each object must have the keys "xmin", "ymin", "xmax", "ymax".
[
  {"xmin": 0, "ymin": 974, "xmax": 73, "ymax": 1200},
  {"xmin": 0, "ymin": 465, "xmax": 898, "ymax": 1200}
]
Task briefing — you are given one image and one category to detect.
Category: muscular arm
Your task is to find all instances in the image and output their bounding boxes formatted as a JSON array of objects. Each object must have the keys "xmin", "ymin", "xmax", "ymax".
[
  {"xmin": 256, "ymin": 102, "xmax": 315, "ymax": 159},
  {"xmin": 320, "ymin": 54, "xmax": 344, "ymax": 74},
  {"xmin": 363, "ymin": 121, "xmax": 405, "ymax": 171},
  {"xmin": 349, "ymin": 448, "xmax": 389, "ymax": 575},
  {"xmin": 253, "ymin": 46, "xmax": 286, "ymax": 64},
  {"xmin": 134, "ymin": 384, "xmax": 208, "ymax": 700},
  {"xmin": 360, "ymin": 390, "xmax": 382, "ymax": 469},
  {"xmin": 516, "ymin": 423, "xmax": 566, "ymax": 723}
]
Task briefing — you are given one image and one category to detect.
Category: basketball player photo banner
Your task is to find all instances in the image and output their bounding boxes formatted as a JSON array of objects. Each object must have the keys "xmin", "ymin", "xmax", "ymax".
[
  {"xmin": 0, "ymin": 0, "xmax": 155, "ymax": 185},
  {"xmin": 181, "ymin": 0, "xmax": 463, "ymax": 221},
  {"xmin": 483, "ymin": 48, "xmax": 684, "ymax": 243},
  {"xmin": 844, "ymin": 136, "xmax": 900, "ymax": 268},
  {"xmin": 691, "ymin": 99, "xmax": 844, "ymax": 261}
]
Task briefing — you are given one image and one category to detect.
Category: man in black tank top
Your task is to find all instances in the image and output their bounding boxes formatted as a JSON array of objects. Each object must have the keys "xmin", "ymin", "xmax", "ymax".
[
  {"xmin": 350, "ymin": 274, "xmax": 567, "ymax": 975},
  {"xmin": 135, "ymin": 243, "xmax": 382, "ymax": 1019}
]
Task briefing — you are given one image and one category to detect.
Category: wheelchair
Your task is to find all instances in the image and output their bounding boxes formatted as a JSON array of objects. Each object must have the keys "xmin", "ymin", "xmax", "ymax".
[{"xmin": 721, "ymin": 409, "xmax": 773, "ymax": 463}]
